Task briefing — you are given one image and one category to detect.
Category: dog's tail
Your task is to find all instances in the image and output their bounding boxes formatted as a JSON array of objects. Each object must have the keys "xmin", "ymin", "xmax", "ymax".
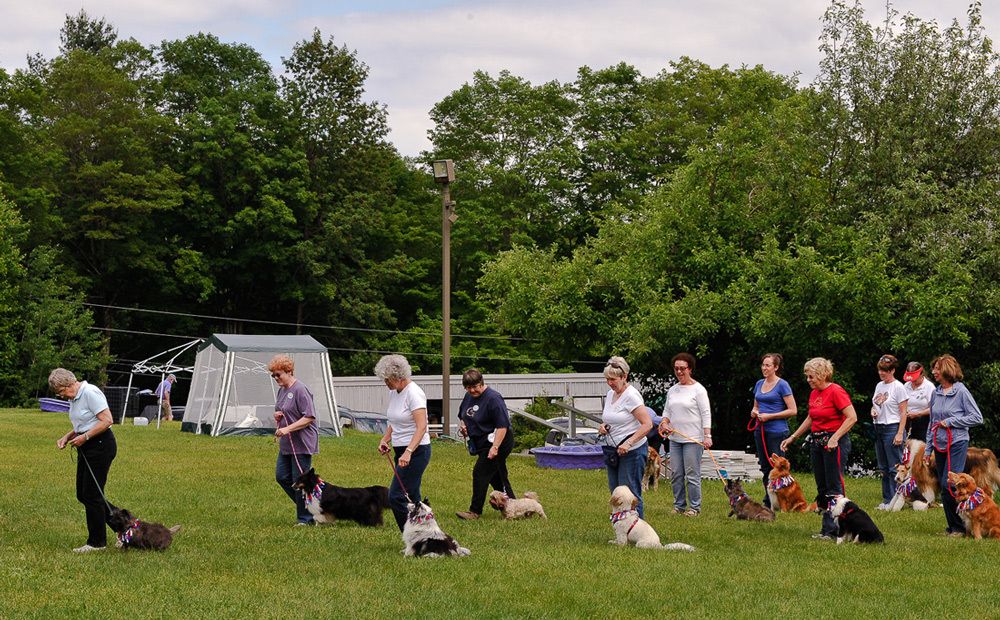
[
  {"xmin": 979, "ymin": 449, "xmax": 1000, "ymax": 495},
  {"xmin": 168, "ymin": 525, "xmax": 182, "ymax": 535},
  {"xmin": 522, "ymin": 491, "xmax": 539, "ymax": 500},
  {"xmin": 663, "ymin": 542, "xmax": 696, "ymax": 552}
]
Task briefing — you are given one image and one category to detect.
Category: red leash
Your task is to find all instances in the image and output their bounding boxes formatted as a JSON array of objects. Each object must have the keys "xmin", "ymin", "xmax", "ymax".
[
  {"xmin": 747, "ymin": 416, "xmax": 775, "ymax": 466},
  {"xmin": 930, "ymin": 422, "xmax": 957, "ymax": 500},
  {"xmin": 277, "ymin": 416, "xmax": 305, "ymax": 475}
]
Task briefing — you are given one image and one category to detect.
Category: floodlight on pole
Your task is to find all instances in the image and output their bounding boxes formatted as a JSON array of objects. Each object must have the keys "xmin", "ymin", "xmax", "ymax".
[{"xmin": 433, "ymin": 159, "xmax": 456, "ymax": 437}]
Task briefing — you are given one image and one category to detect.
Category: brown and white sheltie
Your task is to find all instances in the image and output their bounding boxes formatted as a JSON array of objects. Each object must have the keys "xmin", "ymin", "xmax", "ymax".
[
  {"xmin": 766, "ymin": 456, "xmax": 816, "ymax": 513},
  {"xmin": 949, "ymin": 472, "xmax": 1000, "ymax": 540}
]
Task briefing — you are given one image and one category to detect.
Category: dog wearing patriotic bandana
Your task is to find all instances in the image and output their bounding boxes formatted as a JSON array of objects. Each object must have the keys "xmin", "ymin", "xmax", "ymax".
[
  {"xmin": 608, "ymin": 486, "xmax": 694, "ymax": 551},
  {"xmin": 292, "ymin": 468, "xmax": 389, "ymax": 527},
  {"xmin": 767, "ymin": 456, "xmax": 816, "ymax": 513},
  {"xmin": 107, "ymin": 507, "xmax": 181, "ymax": 551},
  {"xmin": 887, "ymin": 460, "xmax": 932, "ymax": 511},
  {"xmin": 402, "ymin": 499, "xmax": 471, "ymax": 557},
  {"xmin": 949, "ymin": 472, "xmax": 1000, "ymax": 539},
  {"xmin": 828, "ymin": 495, "xmax": 884, "ymax": 544}
]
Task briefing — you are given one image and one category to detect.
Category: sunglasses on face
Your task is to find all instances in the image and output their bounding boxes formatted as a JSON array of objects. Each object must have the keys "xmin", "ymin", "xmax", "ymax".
[
  {"xmin": 674, "ymin": 366, "xmax": 689, "ymax": 372},
  {"xmin": 271, "ymin": 373, "xmax": 281, "ymax": 379}
]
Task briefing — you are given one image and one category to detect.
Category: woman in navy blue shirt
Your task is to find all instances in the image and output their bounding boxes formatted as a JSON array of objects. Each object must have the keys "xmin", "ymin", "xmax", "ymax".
[
  {"xmin": 749, "ymin": 353, "xmax": 797, "ymax": 508},
  {"xmin": 455, "ymin": 368, "xmax": 515, "ymax": 520}
]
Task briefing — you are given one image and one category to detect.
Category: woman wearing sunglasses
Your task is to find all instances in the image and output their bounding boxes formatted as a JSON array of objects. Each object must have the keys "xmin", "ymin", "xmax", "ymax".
[{"xmin": 269, "ymin": 354, "xmax": 319, "ymax": 525}]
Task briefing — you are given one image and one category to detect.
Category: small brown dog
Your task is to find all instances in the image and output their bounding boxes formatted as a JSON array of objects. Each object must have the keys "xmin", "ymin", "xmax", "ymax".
[
  {"xmin": 766, "ymin": 456, "xmax": 816, "ymax": 512},
  {"xmin": 108, "ymin": 507, "xmax": 181, "ymax": 551},
  {"xmin": 725, "ymin": 479, "xmax": 775, "ymax": 522},
  {"xmin": 642, "ymin": 447, "xmax": 663, "ymax": 492},
  {"xmin": 949, "ymin": 472, "xmax": 1000, "ymax": 539},
  {"xmin": 488, "ymin": 491, "xmax": 546, "ymax": 519}
]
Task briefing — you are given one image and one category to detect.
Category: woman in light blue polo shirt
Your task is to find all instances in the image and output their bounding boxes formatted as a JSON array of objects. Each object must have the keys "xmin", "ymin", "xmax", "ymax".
[
  {"xmin": 51, "ymin": 368, "xmax": 117, "ymax": 553},
  {"xmin": 749, "ymin": 353, "xmax": 797, "ymax": 509}
]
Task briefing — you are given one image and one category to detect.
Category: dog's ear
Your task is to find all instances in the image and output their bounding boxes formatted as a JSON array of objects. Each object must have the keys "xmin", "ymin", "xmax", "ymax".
[
  {"xmin": 308, "ymin": 467, "xmax": 315, "ymax": 474},
  {"xmin": 631, "ymin": 496, "xmax": 638, "ymax": 510},
  {"xmin": 423, "ymin": 496, "xmax": 430, "ymax": 506}
]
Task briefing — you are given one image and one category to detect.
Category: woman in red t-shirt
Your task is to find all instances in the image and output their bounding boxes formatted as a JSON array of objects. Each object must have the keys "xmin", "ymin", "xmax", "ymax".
[{"xmin": 780, "ymin": 357, "xmax": 857, "ymax": 539}]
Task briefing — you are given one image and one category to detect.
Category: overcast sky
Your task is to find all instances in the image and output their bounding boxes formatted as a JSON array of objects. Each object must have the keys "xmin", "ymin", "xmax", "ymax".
[{"xmin": 1, "ymin": 1, "xmax": 995, "ymax": 156}]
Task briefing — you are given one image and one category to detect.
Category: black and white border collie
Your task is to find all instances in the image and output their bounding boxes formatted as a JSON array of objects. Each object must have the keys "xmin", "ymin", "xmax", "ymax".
[
  {"xmin": 402, "ymin": 499, "xmax": 471, "ymax": 557},
  {"xmin": 292, "ymin": 468, "xmax": 390, "ymax": 527},
  {"xmin": 829, "ymin": 495, "xmax": 884, "ymax": 544}
]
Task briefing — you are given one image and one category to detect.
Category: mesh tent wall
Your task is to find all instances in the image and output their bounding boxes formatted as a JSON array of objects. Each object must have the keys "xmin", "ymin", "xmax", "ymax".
[{"xmin": 181, "ymin": 334, "xmax": 341, "ymax": 437}]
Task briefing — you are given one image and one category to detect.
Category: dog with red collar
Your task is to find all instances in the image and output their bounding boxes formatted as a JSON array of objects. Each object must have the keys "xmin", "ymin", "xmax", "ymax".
[
  {"xmin": 828, "ymin": 495, "xmax": 884, "ymax": 544},
  {"xmin": 609, "ymin": 486, "xmax": 694, "ymax": 551}
]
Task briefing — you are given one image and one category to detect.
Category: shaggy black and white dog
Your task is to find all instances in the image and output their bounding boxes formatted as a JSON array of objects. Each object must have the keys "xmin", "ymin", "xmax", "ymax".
[
  {"xmin": 292, "ymin": 468, "xmax": 390, "ymax": 527},
  {"xmin": 402, "ymin": 499, "xmax": 471, "ymax": 558},
  {"xmin": 829, "ymin": 495, "xmax": 884, "ymax": 544},
  {"xmin": 107, "ymin": 507, "xmax": 181, "ymax": 551}
]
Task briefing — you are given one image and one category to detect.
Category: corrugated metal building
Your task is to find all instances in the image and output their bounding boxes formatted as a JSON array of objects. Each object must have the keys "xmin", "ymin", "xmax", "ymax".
[{"xmin": 332, "ymin": 372, "xmax": 615, "ymax": 428}]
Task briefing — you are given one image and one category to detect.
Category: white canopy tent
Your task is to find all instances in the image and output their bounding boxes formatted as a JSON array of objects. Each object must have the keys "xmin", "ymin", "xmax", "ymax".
[
  {"xmin": 181, "ymin": 334, "xmax": 341, "ymax": 437},
  {"xmin": 121, "ymin": 338, "xmax": 202, "ymax": 427}
]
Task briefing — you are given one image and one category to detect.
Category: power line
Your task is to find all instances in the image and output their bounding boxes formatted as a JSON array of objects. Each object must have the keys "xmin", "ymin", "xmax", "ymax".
[
  {"xmin": 87, "ymin": 325, "xmax": 604, "ymax": 367},
  {"xmin": 83, "ymin": 302, "xmax": 537, "ymax": 342}
]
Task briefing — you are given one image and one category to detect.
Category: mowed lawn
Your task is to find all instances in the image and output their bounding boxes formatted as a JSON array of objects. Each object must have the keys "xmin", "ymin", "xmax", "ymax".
[{"xmin": 2, "ymin": 409, "xmax": 999, "ymax": 619}]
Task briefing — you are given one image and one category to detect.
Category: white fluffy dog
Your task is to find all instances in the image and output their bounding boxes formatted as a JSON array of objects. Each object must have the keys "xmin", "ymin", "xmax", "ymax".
[
  {"xmin": 488, "ymin": 490, "xmax": 547, "ymax": 519},
  {"xmin": 402, "ymin": 499, "xmax": 471, "ymax": 557},
  {"xmin": 608, "ymin": 486, "xmax": 695, "ymax": 552}
]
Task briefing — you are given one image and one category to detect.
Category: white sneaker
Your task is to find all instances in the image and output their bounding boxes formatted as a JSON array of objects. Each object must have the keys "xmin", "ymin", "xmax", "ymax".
[
  {"xmin": 875, "ymin": 503, "xmax": 889, "ymax": 511},
  {"xmin": 72, "ymin": 544, "xmax": 106, "ymax": 553}
]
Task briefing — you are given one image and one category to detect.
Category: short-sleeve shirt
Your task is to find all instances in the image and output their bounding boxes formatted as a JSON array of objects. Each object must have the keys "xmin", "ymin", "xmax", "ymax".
[
  {"xmin": 904, "ymin": 379, "xmax": 935, "ymax": 439},
  {"xmin": 275, "ymin": 380, "xmax": 318, "ymax": 455},
  {"xmin": 154, "ymin": 379, "xmax": 172, "ymax": 398},
  {"xmin": 458, "ymin": 386, "xmax": 511, "ymax": 447},
  {"xmin": 808, "ymin": 383, "xmax": 852, "ymax": 433},
  {"xmin": 69, "ymin": 381, "xmax": 109, "ymax": 434},
  {"xmin": 753, "ymin": 378, "xmax": 793, "ymax": 433},
  {"xmin": 872, "ymin": 379, "xmax": 907, "ymax": 424},
  {"xmin": 387, "ymin": 381, "xmax": 431, "ymax": 447},
  {"xmin": 602, "ymin": 385, "xmax": 648, "ymax": 452}
]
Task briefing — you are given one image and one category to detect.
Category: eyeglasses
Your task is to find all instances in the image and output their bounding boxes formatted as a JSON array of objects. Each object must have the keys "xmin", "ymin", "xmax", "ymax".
[
  {"xmin": 271, "ymin": 373, "xmax": 281, "ymax": 379},
  {"xmin": 606, "ymin": 361, "xmax": 622, "ymax": 370},
  {"xmin": 879, "ymin": 356, "xmax": 893, "ymax": 363},
  {"xmin": 674, "ymin": 366, "xmax": 689, "ymax": 372}
]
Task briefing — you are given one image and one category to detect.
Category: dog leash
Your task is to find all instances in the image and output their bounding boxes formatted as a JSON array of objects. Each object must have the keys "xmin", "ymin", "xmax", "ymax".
[
  {"xmin": 276, "ymin": 415, "xmax": 306, "ymax": 475},
  {"xmin": 72, "ymin": 447, "xmax": 114, "ymax": 513},
  {"xmin": 382, "ymin": 449, "xmax": 414, "ymax": 504},
  {"xmin": 747, "ymin": 416, "xmax": 775, "ymax": 467},
  {"xmin": 661, "ymin": 427, "xmax": 728, "ymax": 480},
  {"xmin": 929, "ymin": 422, "xmax": 958, "ymax": 500}
]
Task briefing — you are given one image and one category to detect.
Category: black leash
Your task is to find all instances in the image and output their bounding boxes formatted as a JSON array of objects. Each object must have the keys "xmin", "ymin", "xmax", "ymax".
[{"xmin": 72, "ymin": 446, "xmax": 114, "ymax": 512}]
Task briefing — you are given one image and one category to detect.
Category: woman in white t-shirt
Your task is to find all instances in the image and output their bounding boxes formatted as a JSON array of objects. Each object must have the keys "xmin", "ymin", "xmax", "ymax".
[
  {"xmin": 902, "ymin": 361, "xmax": 934, "ymax": 442},
  {"xmin": 598, "ymin": 356, "xmax": 653, "ymax": 518},
  {"xmin": 375, "ymin": 354, "xmax": 431, "ymax": 531},
  {"xmin": 658, "ymin": 353, "xmax": 712, "ymax": 516},
  {"xmin": 871, "ymin": 354, "xmax": 908, "ymax": 509}
]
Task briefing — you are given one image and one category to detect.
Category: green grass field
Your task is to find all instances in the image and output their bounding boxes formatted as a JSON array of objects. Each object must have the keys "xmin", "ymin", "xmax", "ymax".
[{"xmin": 2, "ymin": 409, "xmax": 999, "ymax": 619}]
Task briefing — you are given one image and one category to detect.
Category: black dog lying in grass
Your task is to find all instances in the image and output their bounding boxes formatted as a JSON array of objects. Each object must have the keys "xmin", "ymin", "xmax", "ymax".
[
  {"xmin": 108, "ymin": 507, "xmax": 181, "ymax": 551},
  {"xmin": 292, "ymin": 468, "xmax": 390, "ymax": 527}
]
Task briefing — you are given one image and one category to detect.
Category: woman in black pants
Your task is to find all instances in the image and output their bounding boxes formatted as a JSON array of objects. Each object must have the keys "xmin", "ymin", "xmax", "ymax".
[
  {"xmin": 455, "ymin": 369, "xmax": 515, "ymax": 520},
  {"xmin": 51, "ymin": 368, "xmax": 117, "ymax": 553},
  {"xmin": 780, "ymin": 357, "xmax": 856, "ymax": 539}
]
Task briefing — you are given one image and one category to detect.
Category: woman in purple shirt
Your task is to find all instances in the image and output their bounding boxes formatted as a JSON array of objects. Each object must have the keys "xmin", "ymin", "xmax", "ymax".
[{"xmin": 269, "ymin": 354, "xmax": 319, "ymax": 525}]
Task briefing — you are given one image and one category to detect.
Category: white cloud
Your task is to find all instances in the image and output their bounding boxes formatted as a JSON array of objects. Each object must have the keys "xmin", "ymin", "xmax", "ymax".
[{"xmin": 3, "ymin": 0, "xmax": 997, "ymax": 156}]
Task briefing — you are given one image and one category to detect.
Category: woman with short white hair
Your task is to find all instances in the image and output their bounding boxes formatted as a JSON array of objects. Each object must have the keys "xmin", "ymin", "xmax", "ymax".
[
  {"xmin": 599, "ymin": 356, "xmax": 652, "ymax": 518},
  {"xmin": 375, "ymin": 354, "xmax": 431, "ymax": 531},
  {"xmin": 50, "ymin": 368, "xmax": 118, "ymax": 553}
]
